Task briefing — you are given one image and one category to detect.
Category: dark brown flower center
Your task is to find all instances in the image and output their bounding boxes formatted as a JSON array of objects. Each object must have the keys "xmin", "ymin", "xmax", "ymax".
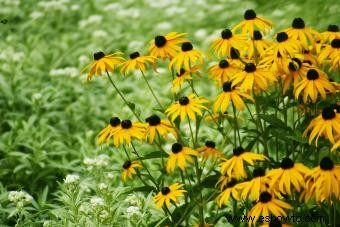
[
  {"xmin": 306, "ymin": 69, "xmax": 319, "ymax": 80},
  {"xmin": 161, "ymin": 187, "xmax": 171, "ymax": 195},
  {"xmin": 179, "ymin": 96, "xmax": 189, "ymax": 105},
  {"xmin": 288, "ymin": 58, "xmax": 302, "ymax": 71},
  {"xmin": 123, "ymin": 160, "xmax": 132, "ymax": 169},
  {"xmin": 233, "ymin": 146, "xmax": 245, "ymax": 156},
  {"xmin": 219, "ymin": 60, "xmax": 229, "ymax": 68},
  {"xmin": 230, "ymin": 47, "xmax": 240, "ymax": 59},
  {"xmin": 172, "ymin": 143, "xmax": 183, "ymax": 153},
  {"xmin": 205, "ymin": 140, "xmax": 216, "ymax": 148},
  {"xmin": 320, "ymin": 157, "xmax": 334, "ymax": 170},
  {"xmin": 129, "ymin": 52, "xmax": 140, "ymax": 59},
  {"xmin": 176, "ymin": 68, "xmax": 186, "ymax": 77},
  {"xmin": 292, "ymin": 18, "xmax": 305, "ymax": 29},
  {"xmin": 259, "ymin": 192, "xmax": 272, "ymax": 203},
  {"xmin": 331, "ymin": 39, "xmax": 340, "ymax": 48},
  {"xmin": 226, "ymin": 179, "xmax": 237, "ymax": 188},
  {"xmin": 269, "ymin": 219, "xmax": 282, "ymax": 227},
  {"xmin": 221, "ymin": 29, "xmax": 233, "ymax": 39},
  {"xmin": 121, "ymin": 120, "xmax": 132, "ymax": 129},
  {"xmin": 327, "ymin": 25, "xmax": 339, "ymax": 32},
  {"xmin": 244, "ymin": 63, "xmax": 256, "ymax": 73},
  {"xmin": 244, "ymin": 9, "xmax": 256, "ymax": 20},
  {"xmin": 281, "ymin": 158, "xmax": 294, "ymax": 169},
  {"xmin": 145, "ymin": 115, "xmax": 161, "ymax": 126},
  {"xmin": 94, "ymin": 51, "xmax": 105, "ymax": 60},
  {"xmin": 181, "ymin": 42, "xmax": 193, "ymax": 51},
  {"xmin": 223, "ymin": 81, "xmax": 233, "ymax": 92},
  {"xmin": 276, "ymin": 32, "xmax": 288, "ymax": 42},
  {"xmin": 253, "ymin": 168, "xmax": 265, "ymax": 177},
  {"xmin": 110, "ymin": 117, "xmax": 121, "ymax": 127},
  {"xmin": 155, "ymin": 35, "xmax": 167, "ymax": 47},
  {"xmin": 322, "ymin": 107, "xmax": 336, "ymax": 120},
  {"xmin": 253, "ymin": 31, "xmax": 262, "ymax": 40}
]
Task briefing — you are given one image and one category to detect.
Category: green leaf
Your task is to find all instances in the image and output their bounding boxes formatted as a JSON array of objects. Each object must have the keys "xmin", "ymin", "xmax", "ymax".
[
  {"xmin": 142, "ymin": 151, "xmax": 164, "ymax": 160},
  {"xmin": 259, "ymin": 114, "xmax": 288, "ymax": 129},
  {"xmin": 123, "ymin": 186, "xmax": 156, "ymax": 194}
]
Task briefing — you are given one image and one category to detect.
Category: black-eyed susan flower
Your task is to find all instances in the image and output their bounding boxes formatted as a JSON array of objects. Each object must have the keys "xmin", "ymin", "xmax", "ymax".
[
  {"xmin": 216, "ymin": 175, "xmax": 229, "ymax": 190},
  {"xmin": 302, "ymin": 49, "xmax": 319, "ymax": 66},
  {"xmin": 216, "ymin": 179, "xmax": 241, "ymax": 207},
  {"xmin": 213, "ymin": 81, "xmax": 254, "ymax": 113},
  {"xmin": 209, "ymin": 29, "xmax": 247, "ymax": 58},
  {"xmin": 260, "ymin": 51, "xmax": 292, "ymax": 75},
  {"xmin": 144, "ymin": 114, "xmax": 176, "ymax": 143},
  {"xmin": 120, "ymin": 51, "xmax": 156, "ymax": 75},
  {"xmin": 247, "ymin": 192, "xmax": 292, "ymax": 226},
  {"xmin": 149, "ymin": 32, "xmax": 188, "ymax": 60},
  {"xmin": 108, "ymin": 119, "xmax": 145, "ymax": 147},
  {"xmin": 197, "ymin": 141, "xmax": 223, "ymax": 160},
  {"xmin": 318, "ymin": 38, "xmax": 340, "ymax": 70},
  {"xmin": 238, "ymin": 168, "xmax": 270, "ymax": 200},
  {"xmin": 266, "ymin": 158, "xmax": 309, "ymax": 195},
  {"xmin": 205, "ymin": 111, "xmax": 235, "ymax": 123},
  {"xmin": 220, "ymin": 147, "xmax": 268, "ymax": 179},
  {"xmin": 285, "ymin": 18, "xmax": 320, "ymax": 48},
  {"xmin": 231, "ymin": 63, "xmax": 276, "ymax": 92},
  {"xmin": 208, "ymin": 59, "xmax": 240, "ymax": 86},
  {"xmin": 172, "ymin": 66, "xmax": 200, "ymax": 92},
  {"xmin": 260, "ymin": 220, "xmax": 291, "ymax": 227},
  {"xmin": 321, "ymin": 25, "xmax": 340, "ymax": 44},
  {"xmin": 97, "ymin": 117, "xmax": 121, "ymax": 145},
  {"xmin": 294, "ymin": 68, "xmax": 335, "ymax": 103},
  {"xmin": 154, "ymin": 183, "xmax": 186, "ymax": 208},
  {"xmin": 244, "ymin": 30, "xmax": 273, "ymax": 58},
  {"xmin": 121, "ymin": 160, "xmax": 142, "ymax": 181},
  {"xmin": 264, "ymin": 32, "xmax": 302, "ymax": 59},
  {"xmin": 303, "ymin": 107, "xmax": 340, "ymax": 145},
  {"xmin": 304, "ymin": 157, "xmax": 340, "ymax": 202},
  {"xmin": 82, "ymin": 51, "xmax": 124, "ymax": 80},
  {"xmin": 166, "ymin": 143, "xmax": 198, "ymax": 173},
  {"xmin": 282, "ymin": 57, "xmax": 310, "ymax": 93},
  {"xmin": 232, "ymin": 9, "xmax": 272, "ymax": 36},
  {"xmin": 331, "ymin": 140, "xmax": 340, "ymax": 152},
  {"xmin": 168, "ymin": 42, "xmax": 203, "ymax": 73},
  {"xmin": 165, "ymin": 94, "xmax": 208, "ymax": 122}
]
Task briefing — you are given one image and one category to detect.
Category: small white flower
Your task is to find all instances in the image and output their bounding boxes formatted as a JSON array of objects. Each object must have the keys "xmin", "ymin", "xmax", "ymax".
[
  {"xmin": 90, "ymin": 196, "xmax": 105, "ymax": 208},
  {"xmin": 128, "ymin": 41, "xmax": 144, "ymax": 52},
  {"xmin": 194, "ymin": 29, "xmax": 207, "ymax": 40},
  {"xmin": 126, "ymin": 206, "xmax": 142, "ymax": 218},
  {"xmin": 125, "ymin": 194, "xmax": 139, "ymax": 206},
  {"xmin": 92, "ymin": 30, "xmax": 108, "ymax": 38},
  {"xmin": 70, "ymin": 4, "xmax": 80, "ymax": 11},
  {"xmin": 98, "ymin": 183, "xmax": 108, "ymax": 191},
  {"xmin": 87, "ymin": 15, "xmax": 103, "ymax": 24},
  {"xmin": 30, "ymin": 11, "xmax": 44, "ymax": 20},
  {"xmin": 99, "ymin": 210, "xmax": 109, "ymax": 219},
  {"xmin": 64, "ymin": 174, "xmax": 80, "ymax": 184},
  {"xmin": 107, "ymin": 172, "xmax": 114, "ymax": 179},
  {"xmin": 156, "ymin": 22, "xmax": 172, "ymax": 31}
]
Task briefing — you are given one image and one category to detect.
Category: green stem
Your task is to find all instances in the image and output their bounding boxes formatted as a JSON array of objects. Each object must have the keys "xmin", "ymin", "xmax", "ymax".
[
  {"xmin": 232, "ymin": 103, "xmax": 242, "ymax": 146},
  {"xmin": 140, "ymin": 70, "xmax": 164, "ymax": 110},
  {"xmin": 187, "ymin": 117, "xmax": 196, "ymax": 147}
]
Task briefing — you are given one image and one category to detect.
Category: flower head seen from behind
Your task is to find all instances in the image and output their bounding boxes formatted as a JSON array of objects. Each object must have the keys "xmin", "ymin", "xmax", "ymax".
[
  {"xmin": 149, "ymin": 32, "xmax": 188, "ymax": 60},
  {"xmin": 197, "ymin": 140, "xmax": 223, "ymax": 160},
  {"xmin": 120, "ymin": 51, "xmax": 156, "ymax": 75},
  {"xmin": 232, "ymin": 9, "xmax": 272, "ymax": 36},
  {"xmin": 144, "ymin": 114, "xmax": 176, "ymax": 143},
  {"xmin": 81, "ymin": 51, "xmax": 124, "ymax": 80},
  {"xmin": 168, "ymin": 42, "xmax": 203, "ymax": 73},
  {"xmin": 213, "ymin": 81, "xmax": 254, "ymax": 113},
  {"xmin": 166, "ymin": 143, "xmax": 198, "ymax": 173},
  {"xmin": 165, "ymin": 94, "xmax": 208, "ymax": 122},
  {"xmin": 154, "ymin": 183, "xmax": 186, "ymax": 208},
  {"xmin": 303, "ymin": 106, "xmax": 340, "ymax": 145},
  {"xmin": 247, "ymin": 192, "xmax": 292, "ymax": 226},
  {"xmin": 122, "ymin": 160, "xmax": 142, "ymax": 182},
  {"xmin": 220, "ymin": 147, "xmax": 268, "ymax": 179}
]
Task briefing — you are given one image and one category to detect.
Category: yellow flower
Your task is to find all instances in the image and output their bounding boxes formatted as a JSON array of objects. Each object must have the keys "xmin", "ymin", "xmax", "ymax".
[
  {"xmin": 171, "ymin": 66, "xmax": 200, "ymax": 92},
  {"xmin": 259, "ymin": 50, "xmax": 292, "ymax": 75},
  {"xmin": 154, "ymin": 183, "xmax": 186, "ymax": 208},
  {"xmin": 320, "ymin": 25, "xmax": 340, "ymax": 44},
  {"xmin": 121, "ymin": 160, "xmax": 142, "ymax": 181},
  {"xmin": 231, "ymin": 63, "xmax": 276, "ymax": 92},
  {"xmin": 120, "ymin": 51, "xmax": 156, "ymax": 75},
  {"xmin": 81, "ymin": 51, "xmax": 124, "ymax": 80},
  {"xmin": 244, "ymin": 30, "xmax": 273, "ymax": 58},
  {"xmin": 166, "ymin": 143, "xmax": 198, "ymax": 173},
  {"xmin": 282, "ymin": 57, "xmax": 310, "ymax": 93},
  {"xmin": 149, "ymin": 32, "xmax": 188, "ymax": 60},
  {"xmin": 266, "ymin": 158, "xmax": 309, "ymax": 195},
  {"xmin": 303, "ymin": 107, "xmax": 340, "ymax": 145},
  {"xmin": 197, "ymin": 141, "xmax": 223, "ymax": 160},
  {"xmin": 216, "ymin": 179, "xmax": 242, "ymax": 207},
  {"xmin": 238, "ymin": 168, "xmax": 270, "ymax": 200},
  {"xmin": 220, "ymin": 147, "xmax": 268, "ymax": 179},
  {"xmin": 264, "ymin": 32, "xmax": 302, "ymax": 59},
  {"xmin": 144, "ymin": 114, "xmax": 176, "ymax": 143},
  {"xmin": 213, "ymin": 82, "xmax": 254, "ymax": 113},
  {"xmin": 331, "ymin": 139, "xmax": 340, "ymax": 152},
  {"xmin": 209, "ymin": 28, "xmax": 247, "ymax": 58},
  {"xmin": 165, "ymin": 94, "xmax": 208, "ymax": 122},
  {"xmin": 108, "ymin": 120, "xmax": 145, "ymax": 147},
  {"xmin": 284, "ymin": 18, "xmax": 320, "ymax": 48},
  {"xmin": 208, "ymin": 59, "xmax": 240, "ymax": 86},
  {"xmin": 247, "ymin": 192, "xmax": 292, "ymax": 226},
  {"xmin": 97, "ymin": 117, "xmax": 122, "ymax": 145},
  {"xmin": 318, "ymin": 38, "xmax": 340, "ymax": 70},
  {"xmin": 304, "ymin": 157, "xmax": 340, "ymax": 202},
  {"xmin": 168, "ymin": 42, "xmax": 203, "ymax": 73},
  {"xmin": 232, "ymin": 9, "xmax": 272, "ymax": 36}
]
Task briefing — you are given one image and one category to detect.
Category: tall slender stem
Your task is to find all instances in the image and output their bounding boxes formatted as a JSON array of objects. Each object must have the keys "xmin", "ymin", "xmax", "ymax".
[
  {"xmin": 140, "ymin": 70, "xmax": 164, "ymax": 110},
  {"xmin": 232, "ymin": 103, "xmax": 242, "ymax": 146}
]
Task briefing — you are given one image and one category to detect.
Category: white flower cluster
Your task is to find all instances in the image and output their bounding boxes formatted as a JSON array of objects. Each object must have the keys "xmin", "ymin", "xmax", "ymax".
[
  {"xmin": 83, "ymin": 154, "xmax": 110, "ymax": 170},
  {"xmin": 49, "ymin": 67, "xmax": 79, "ymax": 78},
  {"xmin": 8, "ymin": 191, "xmax": 33, "ymax": 208},
  {"xmin": 64, "ymin": 174, "xmax": 80, "ymax": 184},
  {"xmin": 38, "ymin": 0, "xmax": 70, "ymax": 11},
  {"xmin": 125, "ymin": 194, "xmax": 140, "ymax": 206},
  {"xmin": 90, "ymin": 196, "xmax": 105, "ymax": 209},
  {"xmin": 92, "ymin": 30, "xmax": 108, "ymax": 39},
  {"xmin": 126, "ymin": 206, "xmax": 142, "ymax": 219},
  {"xmin": 0, "ymin": 50, "xmax": 25, "ymax": 62},
  {"xmin": 79, "ymin": 15, "xmax": 103, "ymax": 29}
]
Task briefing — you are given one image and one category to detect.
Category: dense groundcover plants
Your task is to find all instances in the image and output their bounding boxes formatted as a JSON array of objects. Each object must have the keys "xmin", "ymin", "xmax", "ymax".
[{"xmin": 78, "ymin": 9, "xmax": 340, "ymax": 226}]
